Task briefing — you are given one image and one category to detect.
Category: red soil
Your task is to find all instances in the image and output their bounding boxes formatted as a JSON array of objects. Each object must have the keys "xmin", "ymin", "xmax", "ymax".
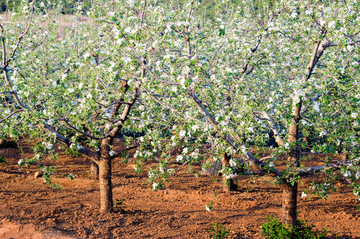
[{"xmin": 0, "ymin": 141, "xmax": 359, "ymax": 238}]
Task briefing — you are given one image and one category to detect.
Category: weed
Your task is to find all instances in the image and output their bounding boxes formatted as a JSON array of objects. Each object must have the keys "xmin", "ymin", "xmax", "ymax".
[{"xmin": 209, "ymin": 223, "xmax": 232, "ymax": 239}]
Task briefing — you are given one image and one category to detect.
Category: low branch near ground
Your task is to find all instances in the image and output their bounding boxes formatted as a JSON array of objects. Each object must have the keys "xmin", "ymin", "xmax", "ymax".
[
  {"xmin": 110, "ymin": 144, "xmax": 138, "ymax": 159},
  {"xmin": 245, "ymin": 152, "xmax": 283, "ymax": 177},
  {"xmin": 298, "ymin": 157, "xmax": 360, "ymax": 176}
]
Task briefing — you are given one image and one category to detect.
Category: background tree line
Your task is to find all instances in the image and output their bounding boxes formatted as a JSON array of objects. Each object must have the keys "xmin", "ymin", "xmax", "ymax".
[
  {"xmin": 0, "ymin": 0, "xmax": 274, "ymax": 15},
  {"xmin": 0, "ymin": 0, "xmax": 92, "ymax": 14},
  {"xmin": 0, "ymin": 0, "xmax": 338, "ymax": 19}
]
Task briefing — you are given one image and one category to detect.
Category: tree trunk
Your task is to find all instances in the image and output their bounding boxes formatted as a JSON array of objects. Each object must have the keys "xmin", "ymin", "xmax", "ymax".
[
  {"xmin": 99, "ymin": 157, "xmax": 113, "ymax": 214},
  {"xmin": 283, "ymin": 93, "xmax": 302, "ymax": 227},
  {"xmin": 222, "ymin": 152, "xmax": 236, "ymax": 192},
  {"xmin": 99, "ymin": 139, "xmax": 113, "ymax": 214},
  {"xmin": 90, "ymin": 160, "xmax": 99, "ymax": 179},
  {"xmin": 282, "ymin": 182, "xmax": 298, "ymax": 226}
]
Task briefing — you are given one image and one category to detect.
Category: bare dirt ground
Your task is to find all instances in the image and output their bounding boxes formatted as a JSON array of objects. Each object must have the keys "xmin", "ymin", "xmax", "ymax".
[{"xmin": 0, "ymin": 140, "xmax": 359, "ymax": 239}]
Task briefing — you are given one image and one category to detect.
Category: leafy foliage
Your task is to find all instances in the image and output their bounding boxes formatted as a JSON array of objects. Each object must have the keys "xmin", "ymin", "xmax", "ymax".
[{"xmin": 261, "ymin": 216, "xmax": 331, "ymax": 239}]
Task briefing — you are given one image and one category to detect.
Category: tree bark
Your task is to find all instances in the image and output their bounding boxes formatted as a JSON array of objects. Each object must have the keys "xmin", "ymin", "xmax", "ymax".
[
  {"xmin": 222, "ymin": 152, "xmax": 236, "ymax": 192},
  {"xmin": 99, "ymin": 157, "xmax": 113, "ymax": 214},
  {"xmin": 281, "ymin": 37, "xmax": 338, "ymax": 226},
  {"xmin": 282, "ymin": 93, "xmax": 302, "ymax": 227},
  {"xmin": 99, "ymin": 139, "xmax": 113, "ymax": 214},
  {"xmin": 282, "ymin": 182, "xmax": 298, "ymax": 226},
  {"xmin": 90, "ymin": 160, "xmax": 99, "ymax": 179}
]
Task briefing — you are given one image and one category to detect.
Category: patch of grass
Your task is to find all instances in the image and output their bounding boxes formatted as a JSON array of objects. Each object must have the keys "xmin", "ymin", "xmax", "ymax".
[{"xmin": 261, "ymin": 216, "xmax": 334, "ymax": 239}]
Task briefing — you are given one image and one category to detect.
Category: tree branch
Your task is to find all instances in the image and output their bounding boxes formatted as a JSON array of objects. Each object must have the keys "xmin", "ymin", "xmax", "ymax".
[
  {"xmin": 59, "ymin": 118, "xmax": 100, "ymax": 140},
  {"xmin": 141, "ymin": 86, "xmax": 199, "ymax": 122},
  {"xmin": 300, "ymin": 93, "xmax": 322, "ymax": 116},
  {"xmin": 41, "ymin": 122, "xmax": 99, "ymax": 161},
  {"xmin": 297, "ymin": 157, "xmax": 360, "ymax": 176},
  {"xmin": 106, "ymin": 83, "xmax": 140, "ymax": 138},
  {"xmin": 303, "ymin": 37, "xmax": 339, "ymax": 81},
  {"xmin": 253, "ymin": 111, "xmax": 284, "ymax": 146},
  {"xmin": 110, "ymin": 144, "xmax": 138, "ymax": 159},
  {"xmin": 188, "ymin": 89, "xmax": 283, "ymax": 177},
  {"xmin": 0, "ymin": 109, "xmax": 23, "ymax": 123},
  {"xmin": 6, "ymin": 3, "xmax": 35, "ymax": 65}
]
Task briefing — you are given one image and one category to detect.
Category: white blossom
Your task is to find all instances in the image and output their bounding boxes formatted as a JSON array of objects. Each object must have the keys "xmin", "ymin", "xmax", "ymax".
[
  {"xmin": 313, "ymin": 102, "xmax": 320, "ymax": 112},
  {"xmin": 179, "ymin": 130, "xmax": 186, "ymax": 138},
  {"xmin": 229, "ymin": 159, "xmax": 237, "ymax": 167},
  {"xmin": 191, "ymin": 125, "xmax": 199, "ymax": 131},
  {"xmin": 205, "ymin": 205, "xmax": 212, "ymax": 212},
  {"xmin": 109, "ymin": 150, "xmax": 116, "ymax": 157},
  {"xmin": 44, "ymin": 142, "xmax": 53, "ymax": 150},
  {"xmin": 343, "ymin": 170, "xmax": 351, "ymax": 178},
  {"xmin": 328, "ymin": 21, "xmax": 336, "ymax": 28},
  {"xmin": 305, "ymin": 9, "xmax": 313, "ymax": 15},
  {"xmin": 225, "ymin": 173, "xmax": 237, "ymax": 179},
  {"xmin": 176, "ymin": 155, "xmax": 183, "ymax": 162}
]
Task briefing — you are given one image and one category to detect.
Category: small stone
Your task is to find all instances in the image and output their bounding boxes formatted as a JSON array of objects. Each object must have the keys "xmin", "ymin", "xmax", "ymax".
[{"xmin": 34, "ymin": 172, "xmax": 44, "ymax": 178}]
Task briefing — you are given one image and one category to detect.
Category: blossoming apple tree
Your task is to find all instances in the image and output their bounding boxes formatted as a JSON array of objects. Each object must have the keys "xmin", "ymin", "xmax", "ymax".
[
  {"xmin": 0, "ymin": 0, "xmax": 158, "ymax": 214},
  {"xmin": 131, "ymin": 0, "xmax": 360, "ymax": 226}
]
